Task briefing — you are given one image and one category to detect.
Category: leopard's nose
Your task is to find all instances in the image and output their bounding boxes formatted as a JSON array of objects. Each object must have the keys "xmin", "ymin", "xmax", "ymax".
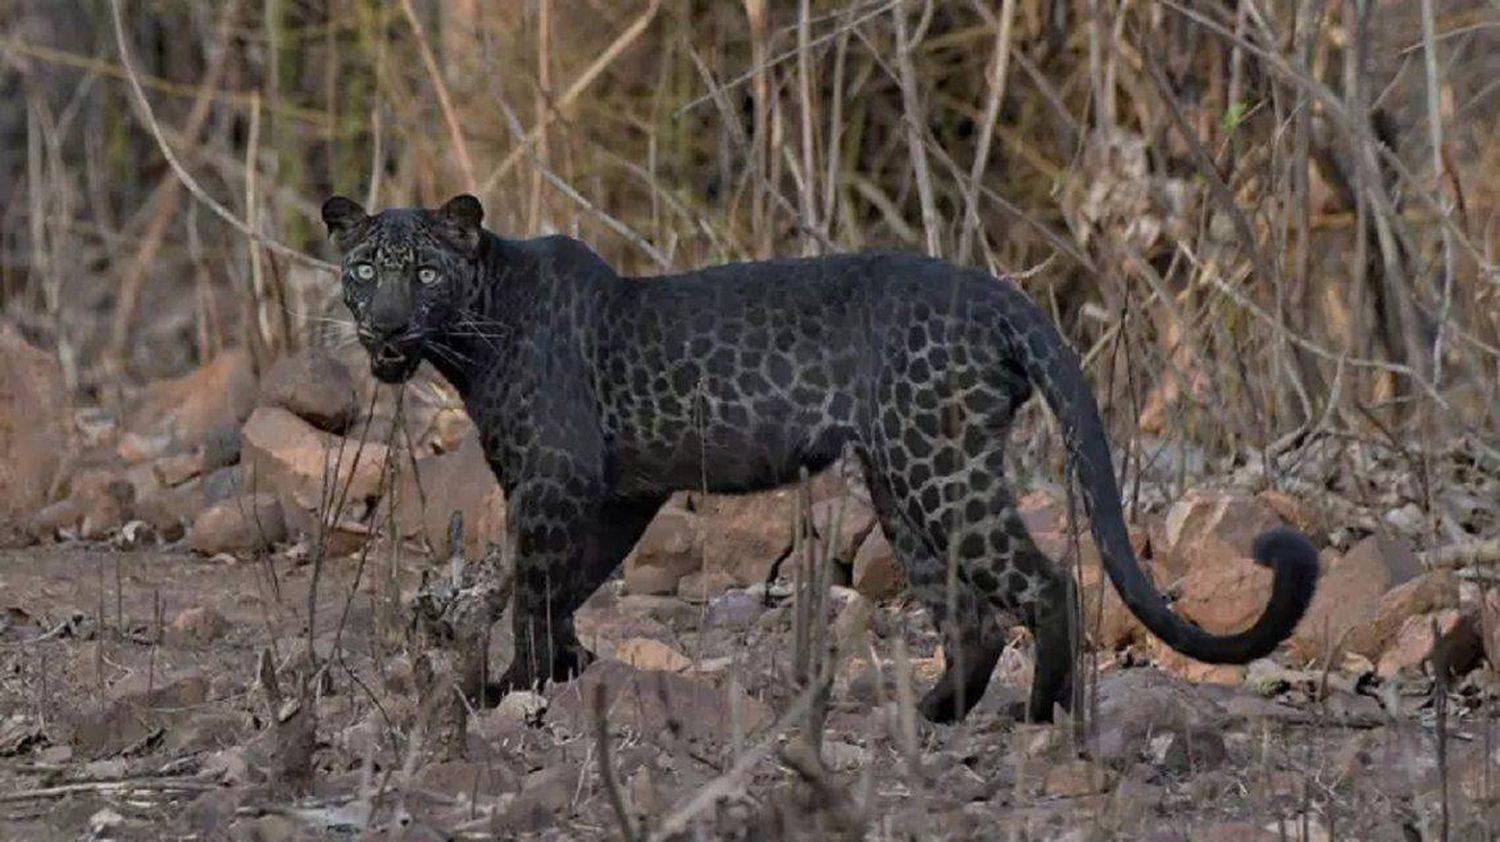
[{"xmin": 367, "ymin": 309, "xmax": 407, "ymax": 337}]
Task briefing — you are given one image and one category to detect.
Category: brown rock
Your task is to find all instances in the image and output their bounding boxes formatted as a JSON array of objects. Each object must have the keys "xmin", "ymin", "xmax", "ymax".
[
  {"xmin": 1157, "ymin": 490, "xmax": 1286, "ymax": 578},
  {"xmin": 614, "ymin": 637, "xmax": 692, "ymax": 672},
  {"xmin": 1290, "ymin": 534, "xmax": 1422, "ymax": 660},
  {"xmin": 133, "ymin": 484, "xmax": 195, "ymax": 542},
  {"xmin": 29, "ymin": 498, "xmax": 84, "ymax": 539},
  {"xmin": 1256, "ymin": 489, "xmax": 1324, "ymax": 540},
  {"xmin": 809, "ymin": 495, "xmax": 877, "ymax": 562},
  {"xmin": 1174, "ymin": 549, "xmax": 1275, "ymax": 636},
  {"xmin": 1077, "ymin": 556, "xmax": 1149, "ymax": 650},
  {"xmin": 188, "ymin": 493, "xmax": 287, "ymax": 555},
  {"xmin": 852, "ymin": 528, "xmax": 903, "ymax": 600},
  {"xmin": 624, "ymin": 506, "xmax": 703, "ymax": 595},
  {"xmin": 241, "ymin": 406, "xmax": 388, "ymax": 524},
  {"xmin": 1041, "ymin": 759, "xmax": 1113, "ymax": 797},
  {"xmin": 832, "ymin": 591, "xmax": 875, "ymax": 652},
  {"xmin": 116, "ymin": 431, "xmax": 174, "ymax": 465},
  {"xmin": 1152, "ymin": 641, "xmax": 1246, "ymax": 686},
  {"xmin": 695, "ymin": 490, "xmax": 798, "ymax": 586},
  {"xmin": 168, "ymin": 607, "xmax": 227, "ymax": 646},
  {"xmin": 1376, "ymin": 608, "xmax": 1484, "ymax": 679},
  {"xmin": 495, "ymin": 763, "xmax": 579, "ymax": 834},
  {"xmin": 152, "ymin": 452, "xmax": 202, "ymax": 488},
  {"xmin": 1482, "ymin": 588, "xmax": 1500, "ymax": 670},
  {"xmin": 0, "ymin": 323, "xmax": 70, "ymax": 539},
  {"xmin": 129, "ymin": 349, "xmax": 257, "ymax": 446},
  {"xmin": 258, "ymin": 349, "xmax": 359, "ymax": 433},
  {"xmin": 75, "ymin": 472, "xmax": 137, "ymax": 541},
  {"xmin": 1329, "ymin": 569, "xmax": 1459, "ymax": 661},
  {"xmin": 677, "ymin": 569, "xmax": 736, "ymax": 603},
  {"xmin": 390, "ymin": 428, "xmax": 504, "ymax": 557}
]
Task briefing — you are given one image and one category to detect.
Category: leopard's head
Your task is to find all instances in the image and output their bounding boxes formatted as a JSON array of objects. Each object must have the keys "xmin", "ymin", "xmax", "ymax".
[{"xmin": 320, "ymin": 194, "xmax": 485, "ymax": 383}]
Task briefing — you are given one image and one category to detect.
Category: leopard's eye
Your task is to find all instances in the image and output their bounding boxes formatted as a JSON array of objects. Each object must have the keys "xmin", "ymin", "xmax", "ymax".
[
  {"xmin": 417, "ymin": 267, "xmax": 439, "ymax": 285},
  {"xmin": 352, "ymin": 263, "xmax": 375, "ymax": 281}
]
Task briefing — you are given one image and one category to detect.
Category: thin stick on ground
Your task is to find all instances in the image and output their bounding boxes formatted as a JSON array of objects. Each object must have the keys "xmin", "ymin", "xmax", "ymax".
[{"xmin": 594, "ymin": 684, "xmax": 641, "ymax": 842}]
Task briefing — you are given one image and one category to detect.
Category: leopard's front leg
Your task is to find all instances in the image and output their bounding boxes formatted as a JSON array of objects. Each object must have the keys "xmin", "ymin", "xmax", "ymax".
[{"xmin": 489, "ymin": 472, "xmax": 664, "ymax": 699}]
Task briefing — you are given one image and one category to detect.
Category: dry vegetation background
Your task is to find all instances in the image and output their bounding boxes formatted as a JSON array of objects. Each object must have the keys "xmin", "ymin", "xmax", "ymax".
[
  {"xmin": 3, "ymin": 0, "xmax": 1499, "ymax": 453},
  {"xmin": 2, "ymin": 0, "xmax": 1500, "ymax": 840}
]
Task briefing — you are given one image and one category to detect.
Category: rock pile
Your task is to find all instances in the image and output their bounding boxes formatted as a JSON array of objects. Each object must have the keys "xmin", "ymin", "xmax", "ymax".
[{"xmin": 1, "ymin": 331, "xmax": 1497, "ymax": 688}]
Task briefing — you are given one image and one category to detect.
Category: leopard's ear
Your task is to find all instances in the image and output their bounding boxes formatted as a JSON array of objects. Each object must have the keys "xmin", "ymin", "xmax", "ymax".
[
  {"xmin": 436, "ymin": 194, "xmax": 484, "ymax": 254},
  {"xmin": 321, "ymin": 195, "xmax": 369, "ymax": 251}
]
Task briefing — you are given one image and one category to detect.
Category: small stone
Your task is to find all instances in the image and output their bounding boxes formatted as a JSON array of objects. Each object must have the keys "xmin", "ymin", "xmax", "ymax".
[
  {"xmin": 1152, "ymin": 641, "xmax": 1246, "ymax": 686},
  {"xmin": 615, "ymin": 637, "xmax": 692, "ymax": 672},
  {"xmin": 188, "ymin": 493, "xmax": 286, "ymax": 555},
  {"xmin": 694, "ymin": 490, "xmax": 800, "ymax": 586},
  {"xmin": 78, "ymin": 475, "xmax": 137, "ymax": 541},
  {"xmin": 89, "ymin": 807, "xmax": 127, "ymax": 836},
  {"xmin": 704, "ymin": 588, "xmax": 762, "ymax": 628},
  {"xmin": 832, "ymin": 591, "xmax": 874, "ymax": 652},
  {"xmin": 809, "ymin": 495, "xmax": 877, "ymax": 562},
  {"xmin": 28, "ymin": 498, "xmax": 84, "ymax": 539},
  {"xmin": 1376, "ymin": 608, "xmax": 1483, "ymax": 679},
  {"xmin": 153, "ymin": 451, "xmax": 202, "ymax": 487},
  {"xmin": 133, "ymin": 484, "xmax": 196, "ymax": 542},
  {"xmin": 1041, "ymin": 759, "xmax": 1113, "ymax": 797},
  {"xmin": 1157, "ymin": 490, "xmax": 1287, "ymax": 578},
  {"xmin": 495, "ymin": 691, "xmax": 548, "ymax": 723},
  {"xmin": 852, "ymin": 528, "xmax": 902, "ymax": 600},
  {"xmin": 200, "ymin": 465, "xmax": 245, "ymax": 505},
  {"xmin": 1154, "ymin": 727, "xmax": 1227, "ymax": 773},
  {"xmin": 117, "ymin": 431, "xmax": 175, "ymax": 465},
  {"xmin": 168, "ymin": 607, "xmax": 227, "ymax": 646},
  {"xmin": 678, "ymin": 569, "xmax": 736, "ymax": 603},
  {"xmin": 388, "ymin": 428, "xmax": 504, "ymax": 558}
]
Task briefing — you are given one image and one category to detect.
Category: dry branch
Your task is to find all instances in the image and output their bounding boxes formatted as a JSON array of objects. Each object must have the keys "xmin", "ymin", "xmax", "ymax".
[{"xmin": 107, "ymin": 0, "xmax": 335, "ymax": 274}]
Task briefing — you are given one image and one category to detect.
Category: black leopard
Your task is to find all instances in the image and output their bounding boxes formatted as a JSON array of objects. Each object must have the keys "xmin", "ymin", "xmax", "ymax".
[{"xmin": 320, "ymin": 193, "xmax": 1320, "ymax": 723}]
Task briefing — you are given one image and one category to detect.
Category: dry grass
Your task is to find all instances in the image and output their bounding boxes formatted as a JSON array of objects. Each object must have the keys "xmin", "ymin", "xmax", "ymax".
[{"xmin": 4, "ymin": 1, "xmax": 1498, "ymax": 468}]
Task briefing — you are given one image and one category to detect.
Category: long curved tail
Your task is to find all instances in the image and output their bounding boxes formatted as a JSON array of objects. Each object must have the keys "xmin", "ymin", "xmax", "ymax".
[{"xmin": 998, "ymin": 283, "xmax": 1320, "ymax": 664}]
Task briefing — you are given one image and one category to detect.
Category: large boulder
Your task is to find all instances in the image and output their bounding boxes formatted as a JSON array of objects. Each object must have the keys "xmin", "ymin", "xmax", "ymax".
[
  {"xmin": 188, "ymin": 493, "xmax": 287, "ymax": 555},
  {"xmin": 1288, "ymin": 534, "xmax": 1422, "ymax": 660},
  {"xmin": 0, "ymin": 323, "xmax": 70, "ymax": 542},
  {"xmin": 623, "ymin": 505, "xmax": 702, "ymax": 595},
  {"xmin": 258, "ymin": 348, "xmax": 359, "ymax": 433},
  {"xmin": 391, "ymin": 428, "xmax": 505, "ymax": 557},
  {"xmin": 240, "ymin": 407, "xmax": 388, "ymax": 536},
  {"xmin": 129, "ymin": 349, "xmax": 257, "ymax": 447}
]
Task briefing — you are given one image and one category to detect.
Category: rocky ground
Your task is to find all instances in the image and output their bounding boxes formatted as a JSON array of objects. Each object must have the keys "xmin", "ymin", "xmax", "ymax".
[{"xmin": 1, "ymin": 327, "xmax": 1498, "ymax": 840}]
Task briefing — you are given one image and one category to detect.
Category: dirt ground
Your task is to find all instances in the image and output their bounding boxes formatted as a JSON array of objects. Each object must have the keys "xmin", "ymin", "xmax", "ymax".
[{"xmin": 0, "ymin": 542, "xmax": 1493, "ymax": 841}]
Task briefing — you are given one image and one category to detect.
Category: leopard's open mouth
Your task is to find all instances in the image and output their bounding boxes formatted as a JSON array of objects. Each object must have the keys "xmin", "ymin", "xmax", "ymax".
[{"xmin": 368, "ymin": 341, "xmax": 422, "ymax": 383}]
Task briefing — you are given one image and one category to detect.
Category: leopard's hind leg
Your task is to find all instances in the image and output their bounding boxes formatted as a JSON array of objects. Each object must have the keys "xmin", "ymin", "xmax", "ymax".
[
  {"xmin": 868, "ymin": 441, "xmax": 1077, "ymax": 723},
  {"xmin": 858, "ymin": 455, "xmax": 1007, "ymax": 723}
]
